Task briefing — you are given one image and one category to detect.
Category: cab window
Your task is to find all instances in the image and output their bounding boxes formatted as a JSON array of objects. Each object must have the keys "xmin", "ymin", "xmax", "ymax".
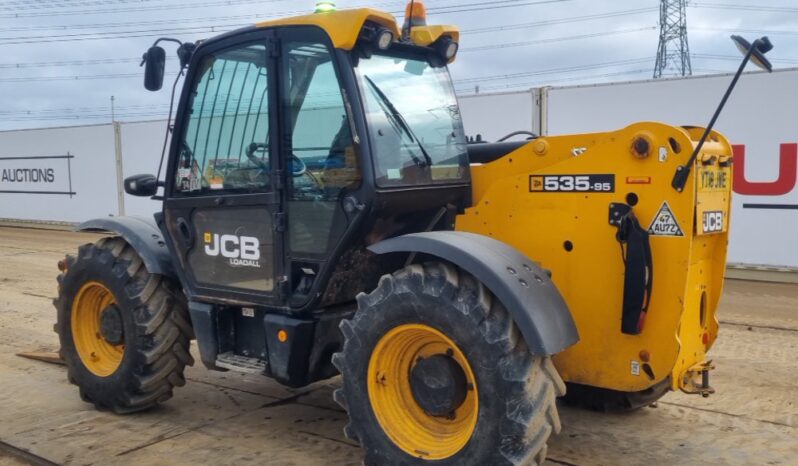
[
  {"xmin": 355, "ymin": 53, "xmax": 469, "ymax": 187},
  {"xmin": 175, "ymin": 43, "xmax": 271, "ymax": 194},
  {"xmin": 282, "ymin": 33, "xmax": 359, "ymax": 257}
]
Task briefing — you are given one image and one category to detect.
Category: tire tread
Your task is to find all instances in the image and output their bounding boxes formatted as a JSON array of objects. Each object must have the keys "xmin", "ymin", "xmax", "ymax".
[
  {"xmin": 55, "ymin": 237, "xmax": 192, "ymax": 414},
  {"xmin": 333, "ymin": 261, "xmax": 564, "ymax": 466}
]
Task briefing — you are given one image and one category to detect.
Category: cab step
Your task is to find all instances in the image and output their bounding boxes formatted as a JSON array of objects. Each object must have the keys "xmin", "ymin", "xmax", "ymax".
[{"xmin": 215, "ymin": 352, "xmax": 267, "ymax": 374}]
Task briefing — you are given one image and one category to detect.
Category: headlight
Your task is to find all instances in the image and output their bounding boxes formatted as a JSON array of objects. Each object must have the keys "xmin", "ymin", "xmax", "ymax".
[
  {"xmin": 444, "ymin": 40, "xmax": 458, "ymax": 60},
  {"xmin": 377, "ymin": 29, "xmax": 394, "ymax": 50},
  {"xmin": 435, "ymin": 36, "xmax": 458, "ymax": 62}
]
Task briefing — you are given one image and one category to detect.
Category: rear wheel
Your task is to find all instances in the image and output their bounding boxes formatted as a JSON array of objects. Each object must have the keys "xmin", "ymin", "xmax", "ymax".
[
  {"xmin": 54, "ymin": 237, "xmax": 193, "ymax": 413},
  {"xmin": 333, "ymin": 262, "xmax": 564, "ymax": 465}
]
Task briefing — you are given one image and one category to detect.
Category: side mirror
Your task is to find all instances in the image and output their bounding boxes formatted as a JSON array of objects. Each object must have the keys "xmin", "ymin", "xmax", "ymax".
[
  {"xmin": 731, "ymin": 35, "xmax": 774, "ymax": 72},
  {"xmin": 124, "ymin": 174, "xmax": 159, "ymax": 197},
  {"xmin": 142, "ymin": 46, "xmax": 166, "ymax": 91}
]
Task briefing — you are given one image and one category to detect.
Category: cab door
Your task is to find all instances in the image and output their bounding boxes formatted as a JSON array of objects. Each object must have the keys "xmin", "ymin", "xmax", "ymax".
[
  {"xmin": 277, "ymin": 27, "xmax": 363, "ymax": 307},
  {"xmin": 162, "ymin": 31, "xmax": 284, "ymax": 306}
]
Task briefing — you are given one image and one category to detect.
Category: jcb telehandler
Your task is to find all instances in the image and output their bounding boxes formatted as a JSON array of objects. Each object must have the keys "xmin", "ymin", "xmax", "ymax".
[{"xmin": 54, "ymin": 1, "xmax": 773, "ymax": 463}]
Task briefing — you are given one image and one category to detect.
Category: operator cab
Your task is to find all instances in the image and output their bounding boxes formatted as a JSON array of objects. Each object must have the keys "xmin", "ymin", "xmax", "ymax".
[{"xmin": 131, "ymin": 6, "xmax": 468, "ymax": 315}]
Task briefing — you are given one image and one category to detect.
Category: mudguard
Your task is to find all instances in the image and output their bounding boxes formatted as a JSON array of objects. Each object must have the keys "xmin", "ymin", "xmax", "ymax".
[
  {"xmin": 76, "ymin": 216, "xmax": 175, "ymax": 277},
  {"xmin": 368, "ymin": 231, "xmax": 579, "ymax": 355}
]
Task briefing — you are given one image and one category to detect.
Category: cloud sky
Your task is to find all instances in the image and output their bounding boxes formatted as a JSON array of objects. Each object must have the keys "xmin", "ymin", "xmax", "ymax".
[{"xmin": 0, "ymin": 0, "xmax": 794, "ymax": 131}]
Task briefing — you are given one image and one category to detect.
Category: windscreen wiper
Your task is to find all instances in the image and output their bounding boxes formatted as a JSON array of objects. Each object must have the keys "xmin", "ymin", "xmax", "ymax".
[{"xmin": 364, "ymin": 75, "xmax": 433, "ymax": 167}]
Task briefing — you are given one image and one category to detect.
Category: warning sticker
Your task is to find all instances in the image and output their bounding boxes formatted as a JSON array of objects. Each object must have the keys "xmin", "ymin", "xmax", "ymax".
[{"xmin": 648, "ymin": 201, "xmax": 684, "ymax": 237}]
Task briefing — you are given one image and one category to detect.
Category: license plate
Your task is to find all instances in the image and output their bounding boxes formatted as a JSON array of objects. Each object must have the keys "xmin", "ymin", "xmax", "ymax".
[{"xmin": 696, "ymin": 165, "xmax": 731, "ymax": 236}]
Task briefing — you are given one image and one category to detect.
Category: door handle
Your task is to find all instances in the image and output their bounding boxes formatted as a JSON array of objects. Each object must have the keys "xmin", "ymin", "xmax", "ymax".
[{"xmin": 176, "ymin": 217, "xmax": 195, "ymax": 249}]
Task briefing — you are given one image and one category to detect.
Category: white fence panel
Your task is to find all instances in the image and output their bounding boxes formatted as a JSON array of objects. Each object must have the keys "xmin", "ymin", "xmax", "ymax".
[
  {"xmin": 120, "ymin": 120, "xmax": 169, "ymax": 219},
  {"xmin": 0, "ymin": 124, "xmax": 118, "ymax": 223},
  {"xmin": 459, "ymin": 90, "xmax": 539, "ymax": 142}
]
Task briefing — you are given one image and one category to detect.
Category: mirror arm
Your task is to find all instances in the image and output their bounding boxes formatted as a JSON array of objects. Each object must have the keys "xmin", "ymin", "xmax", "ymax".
[
  {"xmin": 140, "ymin": 37, "xmax": 190, "ymax": 67},
  {"xmin": 671, "ymin": 40, "xmax": 756, "ymax": 192}
]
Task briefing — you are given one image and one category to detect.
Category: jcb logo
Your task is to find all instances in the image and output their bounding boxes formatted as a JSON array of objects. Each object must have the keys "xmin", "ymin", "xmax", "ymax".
[
  {"xmin": 702, "ymin": 211, "xmax": 724, "ymax": 234},
  {"xmin": 204, "ymin": 232, "xmax": 260, "ymax": 267}
]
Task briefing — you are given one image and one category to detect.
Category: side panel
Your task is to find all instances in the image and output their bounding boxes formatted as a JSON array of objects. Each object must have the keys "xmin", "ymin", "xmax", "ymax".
[
  {"xmin": 457, "ymin": 122, "xmax": 731, "ymax": 393},
  {"xmin": 368, "ymin": 230, "xmax": 578, "ymax": 356}
]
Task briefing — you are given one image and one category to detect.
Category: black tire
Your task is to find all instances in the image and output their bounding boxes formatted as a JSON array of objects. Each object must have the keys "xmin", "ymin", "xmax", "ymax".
[
  {"xmin": 332, "ymin": 262, "xmax": 565, "ymax": 466},
  {"xmin": 54, "ymin": 236, "xmax": 193, "ymax": 414},
  {"xmin": 561, "ymin": 378, "xmax": 671, "ymax": 412}
]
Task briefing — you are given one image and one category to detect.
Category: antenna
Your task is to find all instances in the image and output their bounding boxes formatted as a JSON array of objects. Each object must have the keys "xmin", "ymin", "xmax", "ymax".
[
  {"xmin": 654, "ymin": 0, "xmax": 692, "ymax": 78},
  {"xmin": 403, "ymin": 0, "xmax": 416, "ymax": 40}
]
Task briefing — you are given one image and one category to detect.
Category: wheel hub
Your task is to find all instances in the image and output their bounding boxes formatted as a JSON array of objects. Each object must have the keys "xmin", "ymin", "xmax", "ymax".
[
  {"xmin": 99, "ymin": 304, "xmax": 124, "ymax": 346},
  {"xmin": 410, "ymin": 353, "xmax": 468, "ymax": 417},
  {"xmin": 367, "ymin": 324, "xmax": 479, "ymax": 460},
  {"xmin": 71, "ymin": 281, "xmax": 125, "ymax": 377}
]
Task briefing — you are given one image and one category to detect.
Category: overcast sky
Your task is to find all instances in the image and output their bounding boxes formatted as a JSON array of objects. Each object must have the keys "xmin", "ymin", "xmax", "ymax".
[{"xmin": 0, "ymin": 0, "xmax": 794, "ymax": 131}]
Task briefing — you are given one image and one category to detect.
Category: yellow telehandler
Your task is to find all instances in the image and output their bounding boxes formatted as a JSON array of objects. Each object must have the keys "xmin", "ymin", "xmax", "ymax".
[{"xmin": 53, "ymin": 1, "xmax": 773, "ymax": 463}]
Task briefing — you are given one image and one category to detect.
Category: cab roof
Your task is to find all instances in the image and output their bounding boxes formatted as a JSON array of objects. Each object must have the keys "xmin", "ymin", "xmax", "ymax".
[{"xmin": 255, "ymin": 8, "xmax": 458, "ymax": 51}]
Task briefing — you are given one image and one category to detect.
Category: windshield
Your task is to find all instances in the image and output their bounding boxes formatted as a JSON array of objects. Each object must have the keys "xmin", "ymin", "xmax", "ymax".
[{"xmin": 355, "ymin": 54, "xmax": 469, "ymax": 187}]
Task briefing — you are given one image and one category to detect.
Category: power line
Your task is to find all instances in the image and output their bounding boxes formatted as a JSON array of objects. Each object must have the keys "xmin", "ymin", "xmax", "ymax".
[
  {"xmin": 0, "ymin": 56, "xmax": 650, "ymax": 88},
  {"xmin": 0, "ymin": 23, "xmax": 256, "ymax": 46},
  {"xmin": 0, "ymin": 57, "xmax": 144, "ymax": 69},
  {"xmin": 693, "ymin": 26, "xmax": 798, "ymax": 37},
  {"xmin": 0, "ymin": 72, "xmax": 144, "ymax": 83},
  {"xmin": 462, "ymin": 7, "xmax": 657, "ymax": 34},
  {"xmin": 0, "ymin": 27, "xmax": 649, "ymax": 79},
  {"xmin": 690, "ymin": 2, "xmax": 798, "ymax": 14},
  {"xmin": 0, "ymin": 58, "xmax": 654, "ymax": 120},
  {"xmin": 0, "ymin": 1, "xmax": 571, "ymax": 45},
  {"xmin": 0, "ymin": 67, "xmax": 654, "ymax": 122},
  {"xmin": 0, "ymin": 13, "xmax": 263, "ymax": 32},
  {"xmin": 425, "ymin": 0, "xmax": 570, "ymax": 15},
  {"xmin": 0, "ymin": 3, "xmax": 669, "ymax": 42},
  {"xmin": 456, "ymin": 69, "xmax": 653, "ymax": 94},
  {"xmin": 0, "ymin": 0, "xmax": 291, "ymax": 18},
  {"xmin": 454, "ymin": 58, "xmax": 652, "ymax": 84},
  {"xmin": 0, "ymin": 0, "xmax": 566, "ymax": 19},
  {"xmin": 0, "ymin": 0, "xmax": 160, "ymax": 12},
  {"xmin": 693, "ymin": 53, "xmax": 798, "ymax": 64},
  {"xmin": 0, "ymin": 0, "xmax": 455, "ymax": 33},
  {"xmin": 0, "ymin": 21, "xmax": 643, "ymax": 71},
  {"xmin": 462, "ymin": 27, "xmax": 656, "ymax": 53},
  {"xmin": 0, "ymin": 103, "xmax": 170, "ymax": 116}
]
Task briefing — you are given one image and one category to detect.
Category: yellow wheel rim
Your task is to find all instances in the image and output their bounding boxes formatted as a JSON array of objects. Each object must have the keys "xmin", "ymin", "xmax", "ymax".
[
  {"xmin": 367, "ymin": 324, "xmax": 478, "ymax": 460},
  {"xmin": 71, "ymin": 281, "xmax": 124, "ymax": 377}
]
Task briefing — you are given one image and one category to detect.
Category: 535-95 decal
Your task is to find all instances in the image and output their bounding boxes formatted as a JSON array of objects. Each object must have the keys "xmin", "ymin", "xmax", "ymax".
[{"xmin": 530, "ymin": 174, "xmax": 615, "ymax": 193}]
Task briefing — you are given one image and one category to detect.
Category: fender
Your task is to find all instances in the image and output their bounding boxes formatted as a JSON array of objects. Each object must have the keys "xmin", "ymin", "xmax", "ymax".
[
  {"xmin": 76, "ymin": 216, "xmax": 176, "ymax": 277},
  {"xmin": 368, "ymin": 231, "xmax": 579, "ymax": 355}
]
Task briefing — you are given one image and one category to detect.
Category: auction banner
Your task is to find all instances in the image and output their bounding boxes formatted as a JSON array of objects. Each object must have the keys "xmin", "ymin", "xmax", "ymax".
[{"xmin": 0, "ymin": 154, "xmax": 75, "ymax": 196}]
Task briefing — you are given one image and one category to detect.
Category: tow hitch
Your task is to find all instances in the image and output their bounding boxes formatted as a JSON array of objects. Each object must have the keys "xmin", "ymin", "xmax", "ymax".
[{"xmin": 681, "ymin": 361, "xmax": 715, "ymax": 397}]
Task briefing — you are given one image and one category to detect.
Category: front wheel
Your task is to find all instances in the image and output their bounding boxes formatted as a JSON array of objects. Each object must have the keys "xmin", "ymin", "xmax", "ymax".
[
  {"xmin": 332, "ymin": 262, "xmax": 565, "ymax": 465},
  {"xmin": 54, "ymin": 237, "xmax": 193, "ymax": 413}
]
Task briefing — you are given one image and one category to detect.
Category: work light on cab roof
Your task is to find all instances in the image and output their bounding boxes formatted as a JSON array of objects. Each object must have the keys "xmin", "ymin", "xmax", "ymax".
[{"xmin": 314, "ymin": 0, "xmax": 336, "ymax": 13}]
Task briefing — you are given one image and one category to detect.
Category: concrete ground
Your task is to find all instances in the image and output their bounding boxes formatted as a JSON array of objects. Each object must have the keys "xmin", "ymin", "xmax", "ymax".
[{"xmin": 0, "ymin": 226, "xmax": 796, "ymax": 466}]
